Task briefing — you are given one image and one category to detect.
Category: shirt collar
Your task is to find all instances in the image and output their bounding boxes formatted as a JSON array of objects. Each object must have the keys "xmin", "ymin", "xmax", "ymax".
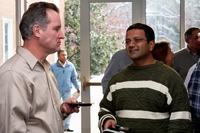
[
  {"xmin": 186, "ymin": 46, "xmax": 197, "ymax": 55},
  {"xmin": 17, "ymin": 46, "xmax": 50, "ymax": 70},
  {"xmin": 58, "ymin": 60, "xmax": 67, "ymax": 67}
]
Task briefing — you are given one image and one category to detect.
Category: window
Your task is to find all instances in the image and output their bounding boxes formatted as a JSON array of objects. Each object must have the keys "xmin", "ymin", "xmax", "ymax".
[
  {"xmin": 146, "ymin": 0, "xmax": 180, "ymax": 51},
  {"xmin": 2, "ymin": 19, "xmax": 13, "ymax": 62},
  {"xmin": 185, "ymin": 0, "xmax": 200, "ymax": 29},
  {"xmin": 146, "ymin": 0, "xmax": 200, "ymax": 51}
]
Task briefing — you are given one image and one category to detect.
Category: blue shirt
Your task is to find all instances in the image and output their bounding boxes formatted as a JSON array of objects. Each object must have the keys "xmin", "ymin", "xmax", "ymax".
[
  {"xmin": 187, "ymin": 61, "xmax": 200, "ymax": 117},
  {"xmin": 50, "ymin": 60, "xmax": 80, "ymax": 94}
]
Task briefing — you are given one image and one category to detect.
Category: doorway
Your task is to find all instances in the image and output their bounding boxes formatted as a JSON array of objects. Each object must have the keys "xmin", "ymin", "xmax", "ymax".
[{"xmin": 80, "ymin": 0, "xmax": 145, "ymax": 133}]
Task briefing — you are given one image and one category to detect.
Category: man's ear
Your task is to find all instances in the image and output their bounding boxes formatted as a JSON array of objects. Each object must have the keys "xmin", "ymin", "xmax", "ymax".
[
  {"xmin": 32, "ymin": 25, "xmax": 41, "ymax": 38},
  {"xmin": 149, "ymin": 40, "xmax": 155, "ymax": 51},
  {"xmin": 185, "ymin": 38, "xmax": 189, "ymax": 44}
]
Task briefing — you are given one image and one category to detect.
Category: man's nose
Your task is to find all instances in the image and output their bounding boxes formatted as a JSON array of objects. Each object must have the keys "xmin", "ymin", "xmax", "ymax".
[{"xmin": 59, "ymin": 30, "xmax": 65, "ymax": 39}]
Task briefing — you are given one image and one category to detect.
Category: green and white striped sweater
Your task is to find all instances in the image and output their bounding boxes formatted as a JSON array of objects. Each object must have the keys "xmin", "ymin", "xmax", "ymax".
[{"xmin": 98, "ymin": 61, "xmax": 191, "ymax": 133}]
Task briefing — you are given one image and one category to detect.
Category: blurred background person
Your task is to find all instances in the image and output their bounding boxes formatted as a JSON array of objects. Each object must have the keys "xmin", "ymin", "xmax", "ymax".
[
  {"xmin": 101, "ymin": 49, "xmax": 132, "ymax": 94},
  {"xmin": 172, "ymin": 27, "xmax": 200, "ymax": 80},
  {"xmin": 50, "ymin": 50, "xmax": 80, "ymax": 132},
  {"xmin": 152, "ymin": 40, "xmax": 174, "ymax": 66},
  {"xmin": 184, "ymin": 31, "xmax": 200, "ymax": 133}
]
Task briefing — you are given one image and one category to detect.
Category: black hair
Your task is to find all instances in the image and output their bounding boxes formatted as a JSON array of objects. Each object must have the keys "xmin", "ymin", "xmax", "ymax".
[{"xmin": 126, "ymin": 23, "xmax": 155, "ymax": 43}]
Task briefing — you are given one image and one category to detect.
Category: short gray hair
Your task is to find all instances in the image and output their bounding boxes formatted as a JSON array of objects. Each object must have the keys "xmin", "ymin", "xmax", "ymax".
[{"xmin": 19, "ymin": 2, "xmax": 59, "ymax": 41}]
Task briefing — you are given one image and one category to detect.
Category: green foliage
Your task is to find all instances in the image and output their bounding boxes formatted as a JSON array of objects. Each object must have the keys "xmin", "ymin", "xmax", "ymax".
[
  {"xmin": 65, "ymin": 0, "xmax": 80, "ymax": 72},
  {"xmin": 65, "ymin": 0, "xmax": 120, "ymax": 75}
]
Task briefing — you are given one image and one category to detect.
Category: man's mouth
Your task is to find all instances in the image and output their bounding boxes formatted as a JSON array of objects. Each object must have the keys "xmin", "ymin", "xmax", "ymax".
[{"xmin": 129, "ymin": 49, "xmax": 139, "ymax": 53}]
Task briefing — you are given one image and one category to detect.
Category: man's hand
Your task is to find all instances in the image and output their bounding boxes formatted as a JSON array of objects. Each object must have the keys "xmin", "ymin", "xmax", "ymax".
[
  {"xmin": 103, "ymin": 119, "xmax": 116, "ymax": 130},
  {"xmin": 61, "ymin": 97, "xmax": 79, "ymax": 114}
]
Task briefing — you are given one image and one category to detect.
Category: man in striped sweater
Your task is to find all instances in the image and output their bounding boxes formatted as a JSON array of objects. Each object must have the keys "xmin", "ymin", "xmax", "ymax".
[{"xmin": 98, "ymin": 23, "xmax": 191, "ymax": 133}]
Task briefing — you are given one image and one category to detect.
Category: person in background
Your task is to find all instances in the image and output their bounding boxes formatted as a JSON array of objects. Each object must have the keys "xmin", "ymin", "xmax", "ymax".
[
  {"xmin": 101, "ymin": 49, "xmax": 132, "ymax": 93},
  {"xmin": 98, "ymin": 23, "xmax": 191, "ymax": 133},
  {"xmin": 184, "ymin": 31, "xmax": 200, "ymax": 133},
  {"xmin": 152, "ymin": 40, "xmax": 174, "ymax": 66},
  {"xmin": 50, "ymin": 49, "xmax": 80, "ymax": 132},
  {"xmin": 0, "ymin": 2, "xmax": 79, "ymax": 133},
  {"xmin": 172, "ymin": 27, "xmax": 200, "ymax": 80}
]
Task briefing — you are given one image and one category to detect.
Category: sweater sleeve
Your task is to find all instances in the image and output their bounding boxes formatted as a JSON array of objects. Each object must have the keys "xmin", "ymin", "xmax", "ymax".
[
  {"xmin": 70, "ymin": 64, "xmax": 80, "ymax": 89},
  {"xmin": 167, "ymin": 75, "xmax": 191, "ymax": 133},
  {"xmin": 98, "ymin": 78, "xmax": 118, "ymax": 132}
]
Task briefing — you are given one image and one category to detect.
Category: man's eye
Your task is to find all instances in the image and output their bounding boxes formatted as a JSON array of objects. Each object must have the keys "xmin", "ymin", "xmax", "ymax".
[
  {"xmin": 55, "ymin": 28, "xmax": 59, "ymax": 31},
  {"xmin": 54, "ymin": 27, "xmax": 60, "ymax": 31},
  {"xmin": 134, "ymin": 38, "xmax": 141, "ymax": 43},
  {"xmin": 125, "ymin": 40, "xmax": 131, "ymax": 44}
]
